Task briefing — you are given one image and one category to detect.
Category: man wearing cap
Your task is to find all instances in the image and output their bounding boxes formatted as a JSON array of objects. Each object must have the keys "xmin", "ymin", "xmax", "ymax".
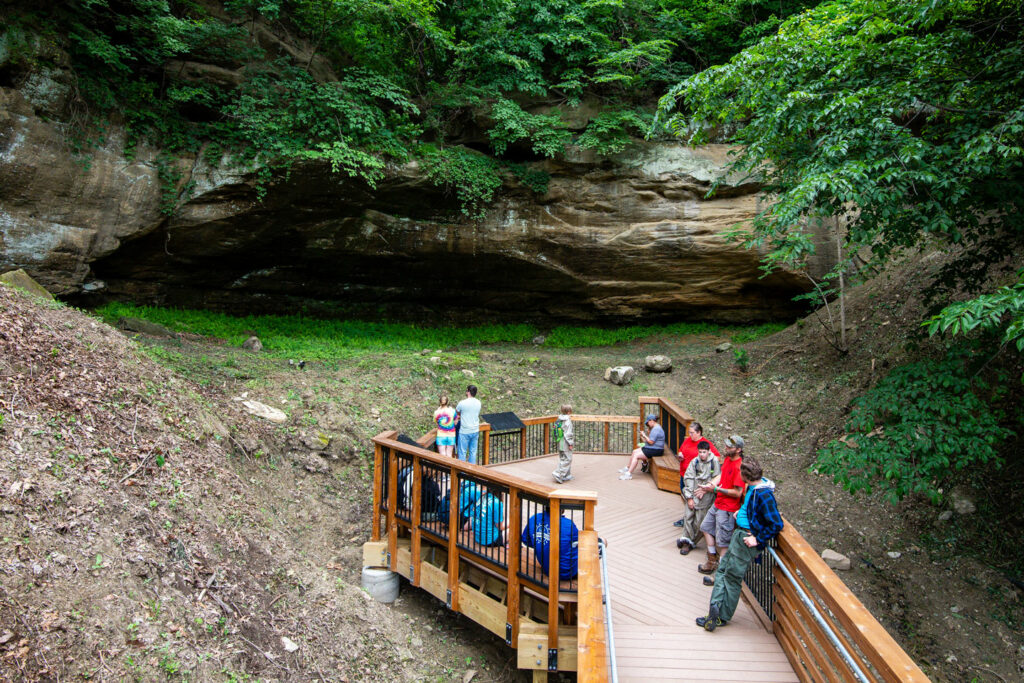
[
  {"xmin": 618, "ymin": 414, "xmax": 665, "ymax": 480},
  {"xmin": 695, "ymin": 434, "xmax": 746, "ymax": 576}
]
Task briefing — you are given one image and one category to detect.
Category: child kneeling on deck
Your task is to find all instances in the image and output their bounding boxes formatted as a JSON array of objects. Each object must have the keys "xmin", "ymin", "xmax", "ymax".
[
  {"xmin": 676, "ymin": 440, "xmax": 720, "ymax": 555},
  {"xmin": 697, "ymin": 455, "xmax": 783, "ymax": 631},
  {"xmin": 552, "ymin": 404, "xmax": 575, "ymax": 484}
]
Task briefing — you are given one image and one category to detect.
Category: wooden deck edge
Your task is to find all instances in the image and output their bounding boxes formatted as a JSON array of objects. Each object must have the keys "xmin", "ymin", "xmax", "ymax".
[{"xmin": 576, "ymin": 531, "xmax": 608, "ymax": 682}]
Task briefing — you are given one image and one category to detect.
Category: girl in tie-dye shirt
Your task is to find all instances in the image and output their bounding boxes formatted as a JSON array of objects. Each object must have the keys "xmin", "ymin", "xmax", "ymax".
[{"xmin": 433, "ymin": 396, "xmax": 457, "ymax": 457}]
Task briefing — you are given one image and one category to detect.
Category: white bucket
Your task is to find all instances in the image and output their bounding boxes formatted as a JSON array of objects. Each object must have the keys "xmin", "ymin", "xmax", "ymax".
[{"xmin": 361, "ymin": 566, "xmax": 399, "ymax": 603}]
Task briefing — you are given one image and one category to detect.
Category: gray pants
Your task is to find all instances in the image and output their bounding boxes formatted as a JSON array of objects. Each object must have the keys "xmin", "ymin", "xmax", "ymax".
[
  {"xmin": 553, "ymin": 450, "xmax": 572, "ymax": 481},
  {"xmin": 678, "ymin": 498, "xmax": 714, "ymax": 547}
]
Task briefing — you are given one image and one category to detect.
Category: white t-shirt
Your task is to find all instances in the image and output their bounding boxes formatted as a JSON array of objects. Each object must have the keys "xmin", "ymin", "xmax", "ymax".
[{"xmin": 456, "ymin": 397, "xmax": 482, "ymax": 434}]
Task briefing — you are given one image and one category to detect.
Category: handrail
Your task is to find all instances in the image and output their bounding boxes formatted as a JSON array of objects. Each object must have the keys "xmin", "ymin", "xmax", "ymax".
[
  {"xmin": 770, "ymin": 523, "xmax": 930, "ymax": 682},
  {"xmin": 577, "ymin": 531, "xmax": 611, "ymax": 682},
  {"xmin": 768, "ymin": 546, "xmax": 870, "ymax": 683},
  {"xmin": 598, "ymin": 539, "xmax": 617, "ymax": 683}
]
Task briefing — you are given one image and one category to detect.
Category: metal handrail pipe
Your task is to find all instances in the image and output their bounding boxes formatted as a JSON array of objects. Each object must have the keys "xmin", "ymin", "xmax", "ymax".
[
  {"xmin": 767, "ymin": 546, "xmax": 871, "ymax": 683},
  {"xmin": 598, "ymin": 539, "xmax": 618, "ymax": 683}
]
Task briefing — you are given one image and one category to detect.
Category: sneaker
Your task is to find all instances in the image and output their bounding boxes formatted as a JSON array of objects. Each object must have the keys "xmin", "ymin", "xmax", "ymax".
[
  {"xmin": 553, "ymin": 476, "xmax": 565, "ymax": 484},
  {"xmin": 678, "ymin": 541, "xmax": 693, "ymax": 556},
  {"xmin": 617, "ymin": 466, "xmax": 629, "ymax": 474},
  {"xmin": 618, "ymin": 473, "xmax": 632, "ymax": 480},
  {"xmin": 706, "ymin": 603, "xmax": 722, "ymax": 631},
  {"xmin": 562, "ymin": 475, "xmax": 574, "ymax": 482},
  {"xmin": 703, "ymin": 576, "xmax": 715, "ymax": 587},
  {"xmin": 673, "ymin": 518, "xmax": 686, "ymax": 527}
]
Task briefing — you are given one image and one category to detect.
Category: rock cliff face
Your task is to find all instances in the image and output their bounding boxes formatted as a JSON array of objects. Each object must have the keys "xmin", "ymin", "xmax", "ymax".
[{"xmin": 1, "ymin": 86, "xmax": 834, "ymax": 323}]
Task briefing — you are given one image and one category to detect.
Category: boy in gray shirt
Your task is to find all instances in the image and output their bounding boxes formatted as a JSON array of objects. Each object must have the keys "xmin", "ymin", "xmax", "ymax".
[{"xmin": 677, "ymin": 440, "xmax": 720, "ymax": 555}]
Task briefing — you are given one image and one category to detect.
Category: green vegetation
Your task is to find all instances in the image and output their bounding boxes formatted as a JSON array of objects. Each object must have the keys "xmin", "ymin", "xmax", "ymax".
[
  {"xmin": 97, "ymin": 303, "xmax": 783, "ymax": 357},
  {"xmin": 1, "ymin": 0, "xmax": 816, "ymax": 215},
  {"xmin": 814, "ymin": 347, "xmax": 1015, "ymax": 504},
  {"xmin": 659, "ymin": 0, "xmax": 1024, "ymax": 502}
]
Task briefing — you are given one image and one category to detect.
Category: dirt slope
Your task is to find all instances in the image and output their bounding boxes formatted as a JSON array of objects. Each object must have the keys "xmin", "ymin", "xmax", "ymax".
[{"xmin": 0, "ymin": 285, "xmax": 517, "ymax": 682}]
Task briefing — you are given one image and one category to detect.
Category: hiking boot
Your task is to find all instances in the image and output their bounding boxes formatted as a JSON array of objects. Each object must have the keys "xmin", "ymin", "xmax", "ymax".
[
  {"xmin": 678, "ymin": 540, "xmax": 693, "ymax": 556},
  {"xmin": 697, "ymin": 551, "xmax": 719, "ymax": 574},
  {"xmin": 704, "ymin": 603, "xmax": 722, "ymax": 631},
  {"xmin": 695, "ymin": 613, "xmax": 723, "ymax": 630},
  {"xmin": 703, "ymin": 576, "xmax": 715, "ymax": 586}
]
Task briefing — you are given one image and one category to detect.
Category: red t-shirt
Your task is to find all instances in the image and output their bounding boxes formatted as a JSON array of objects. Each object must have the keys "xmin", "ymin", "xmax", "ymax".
[
  {"xmin": 715, "ymin": 456, "xmax": 746, "ymax": 512},
  {"xmin": 678, "ymin": 436, "xmax": 721, "ymax": 475}
]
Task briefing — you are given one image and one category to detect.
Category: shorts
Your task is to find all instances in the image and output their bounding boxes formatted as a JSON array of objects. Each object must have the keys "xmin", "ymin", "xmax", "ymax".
[
  {"xmin": 436, "ymin": 433, "xmax": 455, "ymax": 447},
  {"xmin": 641, "ymin": 446, "xmax": 662, "ymax": 458},
  {"xmin": 699, "ymin": 505, "xmax": 736, "ymax": 549}
]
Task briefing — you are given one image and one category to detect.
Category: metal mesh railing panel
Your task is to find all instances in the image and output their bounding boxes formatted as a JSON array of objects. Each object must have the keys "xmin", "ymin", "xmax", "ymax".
[
  {"xmin": 487, "ymin": 430, "xmax": 522, "ymax": 464},
  {"xmin": 394, "ymin": 450, "xmax": 414, "ymax": 523},
  {"xmin": 454, "ymin": 472, "xmax": 509, "ymax": 570},
  {"xmin": 744, "ymin": 536, "xmax": 777, "ymax": 621},
  {"xmin": 418, "ymin": 459, "xmax": 452, "ymax": 541}
]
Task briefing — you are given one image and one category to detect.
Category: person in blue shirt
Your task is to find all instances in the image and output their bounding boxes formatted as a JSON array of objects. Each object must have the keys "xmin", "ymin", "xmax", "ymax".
[
  {"xmin": 697, "ymin": 455, "xmax": 784, "ymax": 631},
  {"xmin": 521, "ymin": 510, "xmax": 580, "ymax": 581},
  {"xmin": 464, "ymin": 489, "xmax": 506, "ymax": 547},
  {"xmin": 455, "ymin": 385, "xmax": 482, "ymax": 464},
  {"xmin": 619, "ymin": 414, "xmax": 666, "ymax": 480}
]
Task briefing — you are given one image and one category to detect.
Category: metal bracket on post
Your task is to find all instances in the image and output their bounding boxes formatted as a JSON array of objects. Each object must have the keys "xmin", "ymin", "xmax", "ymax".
[
  {"xmin": 547, "ymin": 648, "xmax": 558, "ymax": 672},
  {"xmin": 409, "ymin": 564, "xmax": 415, "ymax": 581},
  {"xmin": 446, "ymin": 589, "xmax": 452, "ymax": 609},
  {"xmin": 505, "ymin": 623, "xmax": 512, "ymax": 646},
  {"xmin": 386, "ymin": 552, "xmax": 391, "ymax": 567}
]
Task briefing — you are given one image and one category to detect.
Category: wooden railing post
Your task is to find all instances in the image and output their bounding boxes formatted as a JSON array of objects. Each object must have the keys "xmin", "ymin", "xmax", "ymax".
[
  {"xmin": 506, "ymin": 487, "xmax": 522, "ymax": 647},
  {"xmin": 371, "ymin": 443, "xmax": 383, "ymax": 541},
  {"xmin": 543, "ymin": 422, "xmax": 550, "ymax": 454},
  {"xmin": 482, "ymin": 425, "xmax": 491, "ymax": 465},
  {"xmin": 447, "ymin": 469, "xmax": 461, "ymax": 611},
  {"xmin": 410, "ymin": 454, "xmax": 423, "ymax": 585},
  {"xmin": 520, "ymin": 428, "xmax": 527, "ymax": 460},
  {"xmin": 546, "ymin": 498, "xmax": 561, "ymax": 671},
  {"xmin": 387, "ymin": 447, "xmax": 399, "ymax": 573},
  {"xmin": 603, "ymin": 422, "xmax": 609, "ymax": 453}
]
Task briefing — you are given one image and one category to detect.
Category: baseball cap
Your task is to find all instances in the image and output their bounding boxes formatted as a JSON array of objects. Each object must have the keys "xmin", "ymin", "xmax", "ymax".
[
  {"xmin": 645, "ymin": 413, "xmax": 657, "ymax": 423},
  {"xmin": 725, "ymin": 434, "xmax": 745, "ymax": 449}
]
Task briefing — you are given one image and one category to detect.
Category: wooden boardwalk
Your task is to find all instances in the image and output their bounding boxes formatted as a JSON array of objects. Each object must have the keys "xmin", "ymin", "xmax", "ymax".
[{"xmin": 492, "ymin": 453, "xmax": 798, "ymax": 683}]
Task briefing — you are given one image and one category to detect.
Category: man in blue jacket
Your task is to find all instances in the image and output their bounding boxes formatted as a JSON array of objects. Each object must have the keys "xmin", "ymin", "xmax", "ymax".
[{"xmin": 697, "ymin": 455, "xmax": 783, "ymax": 631}]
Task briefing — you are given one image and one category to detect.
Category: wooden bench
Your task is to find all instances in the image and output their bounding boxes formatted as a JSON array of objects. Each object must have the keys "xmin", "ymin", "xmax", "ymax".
[{"xmin": 648, "ymin": 447, "xmax": 680, "ymax": 493}]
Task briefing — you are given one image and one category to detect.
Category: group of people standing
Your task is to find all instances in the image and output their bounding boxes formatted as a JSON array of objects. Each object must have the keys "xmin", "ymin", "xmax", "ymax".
[
  {"xmin": 621, "ymin": 414, "xmax": 784, "ymax": 632},
  {"xmin": 427, "ymin": 393, "xmax": 783, "ymax": 631}
]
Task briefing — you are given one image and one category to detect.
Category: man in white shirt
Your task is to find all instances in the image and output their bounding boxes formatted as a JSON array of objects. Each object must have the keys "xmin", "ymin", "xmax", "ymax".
[{"xmin": 455, "ymin": 385, "xmax": 482, "ymax": 464}]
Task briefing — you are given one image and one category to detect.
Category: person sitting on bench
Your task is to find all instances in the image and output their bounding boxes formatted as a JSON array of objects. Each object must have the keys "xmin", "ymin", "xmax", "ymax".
[
  {"xmin": 522, "ymin": 509, "xmax": 579, "ymax": 581},
  {"xmin": 619, "ymin": 414, "xmax": 665, "ymax": 480}
]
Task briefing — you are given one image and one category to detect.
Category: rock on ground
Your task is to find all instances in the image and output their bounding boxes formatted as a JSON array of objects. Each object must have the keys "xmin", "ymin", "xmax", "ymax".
[
  {"xmin": 644, "ymin": 355, "xmax": 672, "ymax": 373},
  {"xmin": 604, "ymin": 366, "xmax": 635, "ymax": 385},
  {"xmin": 821, "ymin": 549, "xmax": 851, "ymax": 571}
]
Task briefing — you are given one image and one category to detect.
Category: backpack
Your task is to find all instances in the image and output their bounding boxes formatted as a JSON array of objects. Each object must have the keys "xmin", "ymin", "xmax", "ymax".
[{"xmin": 553, "ymin": 420, "xmax": 565, "ymax": 445}]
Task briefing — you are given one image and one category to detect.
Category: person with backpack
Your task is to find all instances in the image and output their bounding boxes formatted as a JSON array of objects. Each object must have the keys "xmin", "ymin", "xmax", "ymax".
[{"xmin": 552, "ymin": 404, "xmax": 575, "ymax": 484}]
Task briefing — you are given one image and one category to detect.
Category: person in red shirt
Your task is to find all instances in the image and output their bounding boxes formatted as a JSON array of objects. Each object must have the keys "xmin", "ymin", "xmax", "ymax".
[
  {"xmin": 695, "ymin": 435, "xmax": 746, "ymax": 576},
  {"xmin": 673, "ymin": 422, "xmax": 721, "ymax": 528}
]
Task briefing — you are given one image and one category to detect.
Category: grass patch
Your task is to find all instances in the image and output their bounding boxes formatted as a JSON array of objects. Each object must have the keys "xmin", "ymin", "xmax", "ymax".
[{"xmin": 97, "ymin": 303, "xmax": 788, "ymax": 357}]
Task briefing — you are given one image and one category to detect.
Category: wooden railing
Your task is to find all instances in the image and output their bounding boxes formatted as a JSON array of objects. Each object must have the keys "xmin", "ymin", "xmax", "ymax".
[
  {"xmin": 371, "ymin": 398, "xmax": 929, "ymax": 682},
  {"xmin": 370, "ymin": 430, "xmax": 601, "ymax": 673},
  {"xmin": 417, "ymin": 414, "xmax": 639, "ymax": 466},
  {"xmin": 767, "ymin": 523, "xmax": 929, "ymax": 682}
]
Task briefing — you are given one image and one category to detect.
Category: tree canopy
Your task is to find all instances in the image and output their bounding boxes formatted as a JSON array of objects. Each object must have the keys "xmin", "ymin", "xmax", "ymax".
[
  {"xmin": 1, "ymin": 0, "xmax": 815, "ymax": 215},
  {"xmin": 658, "ymin": 0, "xmax": 1024, "ymax": 500}
]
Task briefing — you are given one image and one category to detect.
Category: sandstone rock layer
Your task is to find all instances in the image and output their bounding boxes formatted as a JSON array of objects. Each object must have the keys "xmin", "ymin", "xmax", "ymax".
[{"xmin": 1, "ymin": 87, "xmax": 835, "ymax": 322}]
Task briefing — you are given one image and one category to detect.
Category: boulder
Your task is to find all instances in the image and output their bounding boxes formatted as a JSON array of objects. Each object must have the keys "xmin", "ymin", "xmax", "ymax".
[
  {"xmin": 0, "ymin": 269, "xmax": 53, "ymax": 300},
  {"xmin": 950, "ymin": 490, "xmax": 976, "ymax": 515},
  {"xmin": 821, "ymin": 549, "xmax": 851, "ymax": 571},
  {"xmin": 644, "ymin": 355, "xmax": 672, "ymax": 373},
  {"xmin": 604, "ymin": 366, "xmax": 635, "ymax": 386},
  {"xmin": 242, "ymin": 335, "xmax": 263, "ymax": 352},
  {"xmin": 715, "ymin": 342, "xmax": 733, "ymax": 353},
  {"xmin": 117, "ymin": 317, "xmax": 175, "ymax": 337},
  {"xmin": 241, "ymin": 399, "xmax": 288, "ymax": 424}
]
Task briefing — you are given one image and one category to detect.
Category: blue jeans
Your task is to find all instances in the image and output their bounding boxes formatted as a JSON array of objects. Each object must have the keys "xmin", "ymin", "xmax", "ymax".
[{"xmin": 457, "ymin": 431, "xmax": 479, "ymax": 464}]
